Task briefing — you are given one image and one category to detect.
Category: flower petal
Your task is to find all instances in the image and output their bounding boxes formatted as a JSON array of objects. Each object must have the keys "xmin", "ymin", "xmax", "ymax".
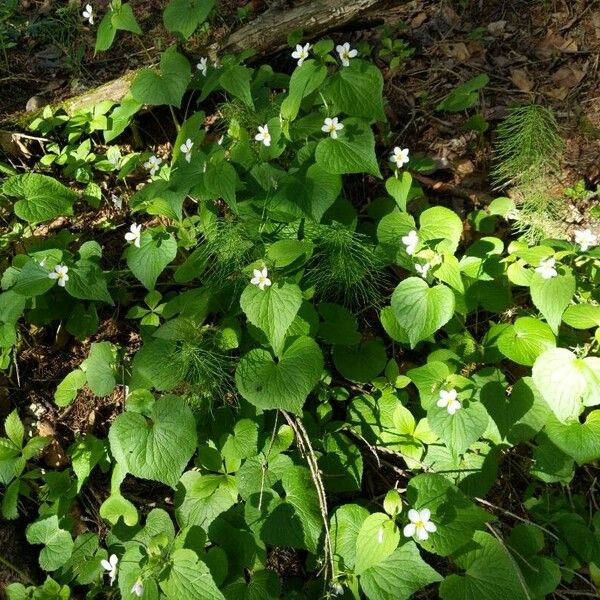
[{"xmin": 403, "ymin": 523, "xmax": 416, "ymax": 538}]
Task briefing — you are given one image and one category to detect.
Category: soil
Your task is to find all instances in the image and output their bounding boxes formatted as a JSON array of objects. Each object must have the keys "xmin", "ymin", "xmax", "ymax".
[{"xmin": 1, "ymin": 0, "xmax": 599, "ymax": 594}]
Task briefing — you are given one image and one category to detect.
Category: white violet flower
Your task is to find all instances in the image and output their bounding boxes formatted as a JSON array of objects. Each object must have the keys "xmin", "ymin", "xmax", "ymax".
[
  {"xmin": 82, "ymin": 3, "xmax": 94, "ymax": 24},
  {"xmin": 391, "ymin": 146, "xmax": 410, "ymax": 169},
  {"xmin": 180, "ymin": 138, "xmax": 194, "ymax": 163},
  {"xmin": 131, "ymin": 580, "xmax": 144, "ymax": 597},
  {"xmin": 101, "ymin": 554, "xmax": 118, "ymax": 586},
  {"xmin": 197, "ymin": 57, "xmax": 208, "ymax": 76},
  {"xmin": 437, "ymin": 388, "xmax": 461, "ymax": 415},
  {"xmin": 401, "ymin": 230, "xmax": 419, "ymax": 255},
  {"xmin": 403, "ymin": 508, "xmax": 437, "ymax": 541},
  {"xmin": 125, "ymin": 223, "xmax": 142, "ymax": 248},
  {"xmin": 321, "ymin": 117, "xmax": 344, "ymax": 139},
  {"xmin": 255, "ymin": 124, "xmax": 271, "ymax": 147},
  {"xmin": 251, "ymin": 267, "xmax": 272, "ymax": 290},
  {"xmin": 291, "ymin": 43, "xmax": 311, "ymax": 67},
  {"xmin": 336, "ymin": 42, "xmax": 358, "ymax": 67},
  {"xmin": 574, "ymin": 228, "xmax": 597, "ymax": 252},
  {"xmin": 535, "ymin": 257, "xmax": 557, "ymax": 279},
  {"xmin": 330, "ymin": 581, "xmax": 344, "ymax": 596},
  {"xmin": 415, "ymin": 262, "xmax": 431, "ymax": 279},
  {"xmin": 143, "ymin": 155, "xmax": 162, "ymax": 176},
  {"xmin": 48, "ymin": 264, "xmax": 69, "ymax": 287}
]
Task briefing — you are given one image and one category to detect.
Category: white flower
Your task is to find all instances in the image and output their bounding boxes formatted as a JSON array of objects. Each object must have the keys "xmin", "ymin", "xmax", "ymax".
[
  {"xmin": 48, "ymin": 264, "xmax": 69, "ymax": 287},
  {"xmin": 197, "ymin": 57, "xmax": 208, "ymax": 76},
  {"xmin": 125, "ymin": 223, "xmax": 142, "ymax": 248},
  {"xmin": 436, "ymin": 388, "xmax": 461, "ymax": 415},
  {"xmin": 143, "ymin": 155, "xmax": 162, "ymax": 176},
  {"xmin": 401, "ymin": 230, "xmax": 419, "ymax": 255},
  {"xmin": 291, "ymin": 43, "xmax": 311, "ymax": 67},
  {"xmin": 321, "ymin": 117, "xmax": 344, "ymax": 139},
  {"xmin": 535, "ymin": 257, "xmax": 557, "ymax": 279},
  {"xmin": 111, "ymin": 193, "xmax": 122, "ymax": 210},
  {"xmin": 100, "ymin": 554, "xmax": 118, "ymax": 586},
  {"xmin": 250, "ymin": 267, "xmax": 271, "ymax": 290},
  {"xmin": 336, "ymin": 42, "xmax": 358, "ymax": 67},
  {"xmin": 330, "ymin": 581, "xmax": 344, "ymax": 596},
  {"xmin": 390, "ymin": 146, "xmax": 410, "ymax": 169},
  {"xmin": 180, "ymin": 138, "xmax": 194, "ymax": 163},
  {"xmin": 415, "ymin": 262, "xmax": 431, "ymax": 279},
  {"xmin": 574, "ymin": 228, "xmax": 597, "ymax": 252},
  {"xmin": 131, "ymin": 580, "xmax": 144, "ymax": 597},
  {"xmin": 255, "ymin": 124, "xmax": 271, "ymax": 147},
  {"xmin": 82, "ymin": 3, "xmax": 94, "ymax": 24},
  {"xmin": 403, "ymin": 508, "xmax": 437, "ymax": 541}
]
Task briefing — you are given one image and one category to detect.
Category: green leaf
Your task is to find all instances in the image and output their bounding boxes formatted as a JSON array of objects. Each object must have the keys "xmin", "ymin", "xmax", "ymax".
[
  {"xmin": 131, "ymin": 46, "xmax": 191, "ymax": 107},
  {"xmin": 112, "ymin": 3, "xmax": 142, "ymax": 33},
  {"xmin": 109, "ymin": 395, "xmax": 197, "ymax": 488},
  {"xmin": 11, "ymin": 259, "xmax": 55, "ymax": 297},
  {"xmin": 325, "ymin": 60, "xmax": 385, "ymax": 121},
  {"xmin": 259, "ymin": 465, "xmax": 323, "ymax": 554},
  {"xmin": 407, "ymin": 473, "xmax": 492, "ymax": 556},
  {"xmin": 360, "ymin": 542, "xmax": 442, "ymax": 600},
  {"xmin": 70, "ymin": 435, "xmax": 105, "ymax": 492},
  {"xmin": 219, "ymin": 65, "xmax": 254, "ymax": 108},
  {"xmin": 439, "ymin": 530, "xmax": 528, "ymax": 600},
  {"xmin": 354, "ymin": 513, "xmax": 399, "ymax": 574},
  {"xmin": 419, "ymin": 206, "xmax": 463, "ymax": 254},
  {"xmin": 163, "ymin": 0, "xmax": 214, "ymax": 38},
  {"xmin": 26, "ymin": 516, "xmax": 74, "ymax": 571},
  {"xmin": 428, "ymin": 397, "xmax": 489, "ymax": 455},
  {"xmin": 562, "ymin": 303, "xmax": 600, "ymax": 329},
  {"xmin": 85, "ymin": 341, "xmax": 116, "ymax": 397},
  {"xmin": 436, "ymin": 74, "xmax": 489, "ymax": 112},
  {"xmin": 330, "ymin": 503, "xmax": 370, "ymax": 571},
  {"xmin": 386, "ymin": 172, "xmax": 412, "ymax": 211},
  {"xmin": 4, "ymin": 410, "xmax": 23, "ymax": 449},
  {"xmin": 65, "ymin": 260, "xmax": 113, "ymax": 305},
  {"xmin": 2, "ymin": 478, "xmax": 20, "ymax": 520},
  {"xmin": 240, "ymin": 282, "xmax": 302, "ymax": 355},
  {"xmin": 529, "ymin": 272, "xmax": 575, "ymax": 334},
  {"xmin": 496, "ymin": 317, "xmax": 556, "ymax": 366},
  {"xmin": 176, "ymin": 471, "xmax": 237, "ymax": 530},
  {"xmin": 281, "ymin": 60, "xmax": 327, "ymax": 121},
  {"xmin": 2, "ymin": 174, "xmax": 77, "ymax": 223},
  {"xmin": 315, "ymin": 118, "xmax": 381, "ymax": 177},
  {"xmin": 532, "ymin": 348, "xmax": 600, "ymax": 422},
  {"xmin": 545, "ymin": 411, "xmax": 600, "ymax": 464},
  {"xmin": 54, "ymin": 369, "xmax": 87, "ymax": 407},
  {"xmin": 333, "ymin": 340, "xmax": 387, "ymax": 383},
  {"xmin": 125, "ymin": 228, "xmax": 178, "ymax": 290},
  {"xmin": 391, "ymin": 278, "xmax": 455, "ymax": 348},
  {"xmin": 95, "ymin": 13, "xmax": 116, "ymax": 52},
  {"xmin": 236, "ymin": 336, "xmax": 323, "ymax": 414},
  {"xmin": 160, "ymin": 549, "xmax": 225, "ymax": 600}
]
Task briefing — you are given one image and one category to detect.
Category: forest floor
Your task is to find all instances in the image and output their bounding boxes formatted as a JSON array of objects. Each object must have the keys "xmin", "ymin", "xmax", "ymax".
[{"xmin": 1, "ymin": 0, "xmax": 599, "ymax": 593}]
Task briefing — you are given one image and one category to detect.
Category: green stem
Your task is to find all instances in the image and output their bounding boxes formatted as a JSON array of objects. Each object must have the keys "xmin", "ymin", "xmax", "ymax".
[{"xmin": 0, "ymin": 554, "xmax": 35, "ymax": 585}]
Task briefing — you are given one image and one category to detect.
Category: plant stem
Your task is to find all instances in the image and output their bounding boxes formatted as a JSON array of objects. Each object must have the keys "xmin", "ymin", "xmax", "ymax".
[{"xmin": 0, "ymin": 554, "xmax": 35, "ymax": 585}]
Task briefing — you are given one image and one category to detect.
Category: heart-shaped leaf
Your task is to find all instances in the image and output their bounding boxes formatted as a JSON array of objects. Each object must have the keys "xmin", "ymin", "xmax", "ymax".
[
  {"xmin": 530, "ymin": 272, "xmax": 575, "ymax": 334},
  {"xmin": 125, "ymin": 228, "xmax": 178, "ymax": 290},
  {"xmin": 240, "ymin": 281, "xmax": 302, "ymax": 356},
  {"xmin": 235, "ymin": 336, "xmax": 323, "ymax": 414},
  {"xmin": 109, "ymin": 395, "xmax": 197, "ymax": 488},
  {"xmin": 545, "ymin": 411, "xmax": 600, "ymax": 464},
  {"xmin": 392, "ymin": 278, "xmax": 455, "ymax": 348},
  {"xmin": 131, "ymin": 46, "xmax": 191, "ymax": 107},
  {"xmin": 497, "ymin": 316, "xmax": 555, "ymax": 366},
  {"xmin": 163, "ymin": 0, "xmax": 215, "ymax": 39}
]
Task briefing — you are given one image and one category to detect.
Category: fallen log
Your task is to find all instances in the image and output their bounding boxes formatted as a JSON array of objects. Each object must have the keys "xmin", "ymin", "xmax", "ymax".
[{"xmin": 19, "ymin": 0, "xmax": 392, "ymax": 122}]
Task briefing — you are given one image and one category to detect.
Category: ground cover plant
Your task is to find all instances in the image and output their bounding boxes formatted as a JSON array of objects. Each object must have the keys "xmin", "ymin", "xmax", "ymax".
[{"xmin": 0, "ymin": 1, "xmax": 599, "ymax": 599}]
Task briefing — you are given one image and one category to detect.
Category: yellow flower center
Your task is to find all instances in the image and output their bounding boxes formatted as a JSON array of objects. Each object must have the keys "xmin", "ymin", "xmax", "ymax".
[{"xmin": 416, "ymin": 521, "xmax": 425, "ymax": 529}]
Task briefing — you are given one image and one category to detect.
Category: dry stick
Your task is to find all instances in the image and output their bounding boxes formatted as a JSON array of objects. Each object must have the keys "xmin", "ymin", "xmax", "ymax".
[
  {"xmin": 411, "ymin": 172, "xmax": 493, "ymax": 206},
  {"xmin": 485, "ymin": 523, "xmax": 532, "ymax": 600},
  {"xmin": 281, "ymin": 411, "xmax": 335, "ymax": 585},
  {"xmin": 0, "ymin": 555, "xmax": 35, "ymax": 586}
]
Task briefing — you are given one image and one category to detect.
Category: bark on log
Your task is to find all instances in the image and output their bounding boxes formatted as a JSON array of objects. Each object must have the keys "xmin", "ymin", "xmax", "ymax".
[{"xmin": 45, "ymin": 0, "xmax": 389, "ymax": 117}]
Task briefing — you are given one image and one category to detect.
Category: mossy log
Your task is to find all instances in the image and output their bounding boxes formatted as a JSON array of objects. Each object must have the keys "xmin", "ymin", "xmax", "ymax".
[{"xmin": 6, "ymin": 0, "xmax": 390, "ymax": 128}]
